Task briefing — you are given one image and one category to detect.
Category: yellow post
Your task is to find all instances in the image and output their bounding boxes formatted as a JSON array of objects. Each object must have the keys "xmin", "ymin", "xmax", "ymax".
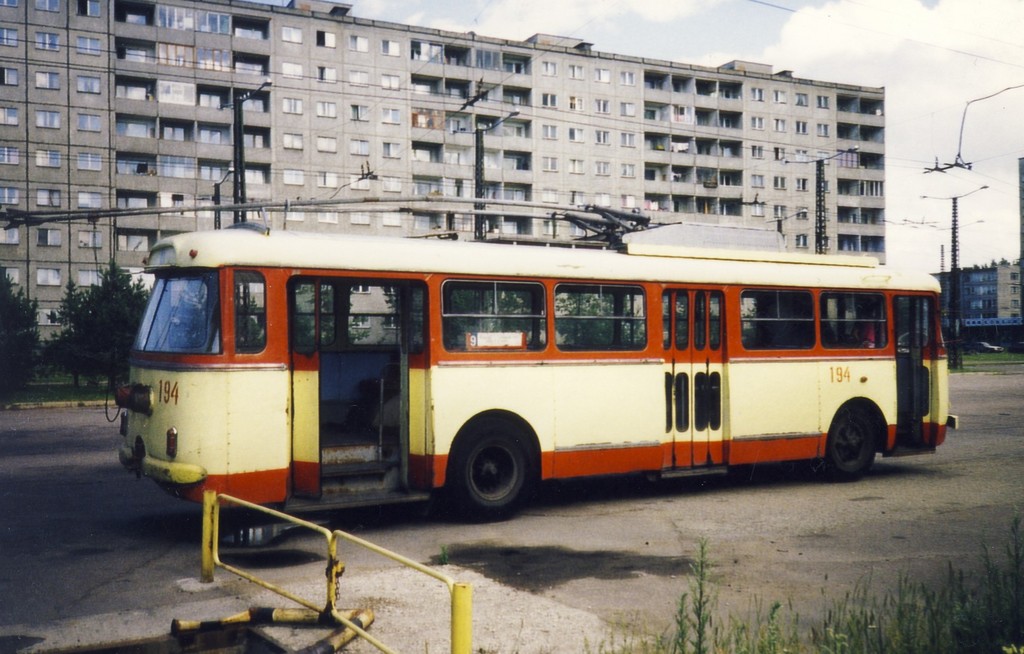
[
  {"xmin": 201, "ymin": 490, "xmax": 217, "ymax": 583},
  {"xmin": 450, "ymin": 582, "xmax": 472, "ymax": 654}
]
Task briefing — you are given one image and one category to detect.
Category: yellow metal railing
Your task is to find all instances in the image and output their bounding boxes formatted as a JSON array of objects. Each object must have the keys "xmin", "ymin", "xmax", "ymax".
[{"xmin": 191, "ymin": 490, "xmax": 472, "ymax": 654}]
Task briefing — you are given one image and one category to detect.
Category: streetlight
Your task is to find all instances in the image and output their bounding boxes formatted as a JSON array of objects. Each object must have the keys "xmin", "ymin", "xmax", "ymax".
[
  {"xmin": 228, "ymin": 80, "xmax": 271, "ymax": 224},
  {"xmin": 473, "ymin": 110, "xmax": 519, "ymax": 239},
  {"xmin": 211, "ymin": 166, "xmax": 234, "ymax": 230},
  {"xmin": 921, "ymin": 184, "xmax": 988, "ymax": 369}
]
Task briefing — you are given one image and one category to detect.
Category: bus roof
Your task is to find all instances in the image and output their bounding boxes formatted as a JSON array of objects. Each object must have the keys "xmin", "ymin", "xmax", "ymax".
[{"xmin": 147, "ymin": 227, "xmax": 939, "ymax": 293}]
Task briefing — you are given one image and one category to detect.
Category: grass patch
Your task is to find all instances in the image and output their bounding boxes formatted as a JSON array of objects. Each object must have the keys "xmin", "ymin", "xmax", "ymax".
[
  {"xmin": 0, "ymin": 375, "xmax": 109, "ymax": 406},
  {"xmin": 596, "ymin": 517, "xmax": 1024, "ymax": 653}
]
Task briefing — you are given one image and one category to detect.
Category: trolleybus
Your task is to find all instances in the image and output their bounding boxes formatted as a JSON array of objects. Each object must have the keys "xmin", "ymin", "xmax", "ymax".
[{"xmin": 117, "ymin": 225, "xmax": 952, "ymax": 519}]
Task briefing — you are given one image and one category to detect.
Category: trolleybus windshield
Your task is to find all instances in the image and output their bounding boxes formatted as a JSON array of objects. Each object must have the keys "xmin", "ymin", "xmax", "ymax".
[{"xmin": 134, "ymin": 271, "xmax": 221, "ymax": 354}]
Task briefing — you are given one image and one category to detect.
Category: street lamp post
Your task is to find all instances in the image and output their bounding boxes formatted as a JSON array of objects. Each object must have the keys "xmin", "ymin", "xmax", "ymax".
[
  {"xmin": 473, "ymin": 110, "xmax": 519, "ymax": 239},
  {"xmin": 230, "ymin": 80, "xmax": 271, "ymax": 224},
  {"xmin": 921, "ymin": 185, "xmax": 988, "ymax": 370},
  {"xmin": 212, "ymin": 167, "xmax": 234, "ymax": 230}
]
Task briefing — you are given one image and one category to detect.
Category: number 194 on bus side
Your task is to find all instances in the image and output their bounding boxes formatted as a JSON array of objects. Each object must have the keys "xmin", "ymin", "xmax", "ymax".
[
  {"xmin": 158, "ymin": 380, "xmax": 179, "ymax": 405},
  {"xmin": 829, "ymin": 366, "xmax": 851, "ymax": 383}
]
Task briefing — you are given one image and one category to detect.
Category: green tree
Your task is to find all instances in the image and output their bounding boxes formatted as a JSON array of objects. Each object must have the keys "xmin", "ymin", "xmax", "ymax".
[
  {"xmin": 46, "ymin": 265, "xmax": 149, "ymax": 387},
  {"xmin": 0, "ymin": 273, "xmax": 40, "ymax": 395}
]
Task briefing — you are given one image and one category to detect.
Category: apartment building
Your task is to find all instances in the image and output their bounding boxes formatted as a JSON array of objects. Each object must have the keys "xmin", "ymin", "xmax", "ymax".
[{"xmin": 0, "ymin": 0, "xmax": 887, "ymax": 333}]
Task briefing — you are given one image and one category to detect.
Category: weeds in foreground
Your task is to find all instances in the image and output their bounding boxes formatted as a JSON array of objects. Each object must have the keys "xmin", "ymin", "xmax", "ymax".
[{"xmin": 597, "ymin": 515, "xmax": 1024, "ymax": 654}]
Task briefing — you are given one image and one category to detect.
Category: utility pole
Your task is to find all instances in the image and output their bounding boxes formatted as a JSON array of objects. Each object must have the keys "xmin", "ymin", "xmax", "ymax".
[
  {"xmin": 230, "ymin": 80, "xmax": 271, "ymax": 224},
  {"xmin": 815, "ymin": 158, "xmax": 827, "ymax": 254},
  {"xmin": 472, "ymin": 110, "xmax": 519, "ymax": 240},
  {"xmin": 922, "ymin": 184, "xmax": 987, "ymax": 370}
]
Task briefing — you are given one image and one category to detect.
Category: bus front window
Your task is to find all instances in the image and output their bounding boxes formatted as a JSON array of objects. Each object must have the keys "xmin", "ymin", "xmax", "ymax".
[{"xmin": 135, "ymin": 272, "xmax": 221, "ymax": 354}]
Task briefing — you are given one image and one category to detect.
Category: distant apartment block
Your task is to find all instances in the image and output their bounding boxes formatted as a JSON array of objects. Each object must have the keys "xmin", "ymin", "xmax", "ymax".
[{"xmin": 0, "ymin": 0, "xmax": 887, "ymax": 332}]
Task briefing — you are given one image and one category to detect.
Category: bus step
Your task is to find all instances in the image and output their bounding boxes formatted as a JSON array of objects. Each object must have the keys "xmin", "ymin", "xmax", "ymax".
[
  {"xmin": 321, "ymin": 460, "xmax": 395, "ymax": 479},
  {"xmin": 654, "ymin": 466, "xmax": 730, "ymax": 480}
]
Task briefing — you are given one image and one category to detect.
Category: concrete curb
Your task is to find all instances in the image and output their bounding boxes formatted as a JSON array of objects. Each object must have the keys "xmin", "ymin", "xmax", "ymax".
[{"xmin": 0, "ymin": 400, "xmax": 108, "ymax": 411}]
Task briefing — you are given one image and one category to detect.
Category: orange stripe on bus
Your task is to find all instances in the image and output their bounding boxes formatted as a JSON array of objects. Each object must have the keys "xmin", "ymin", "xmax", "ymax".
[{"xmin": 175, "ymin": 469, "xmax": 289, "ymax": 504}]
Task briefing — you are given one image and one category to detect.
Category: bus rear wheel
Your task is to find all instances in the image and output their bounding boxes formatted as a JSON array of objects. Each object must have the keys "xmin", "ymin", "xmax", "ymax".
[
  {"xmin": 448, "ymin": 417, "xmax": 535, "ymax": 521},
  {"xmin": 825, "ymin": 405, "xmax": 877, "ymax": 481}
]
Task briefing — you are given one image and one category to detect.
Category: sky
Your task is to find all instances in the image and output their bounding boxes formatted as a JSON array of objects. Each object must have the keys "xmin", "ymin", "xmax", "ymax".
[{"xmin": 349, "ymin": 0, "xmax": 1024, "ymax": 273}]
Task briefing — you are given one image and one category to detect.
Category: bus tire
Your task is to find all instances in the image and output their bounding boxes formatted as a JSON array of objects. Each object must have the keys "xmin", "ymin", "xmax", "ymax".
[
  {"xmin": 824, "ymin": 404, "xmax": 877, "ymax": 481},
  {"xmin": 448, "ymin": 416, "xmax": 535, "ymax": 521}
]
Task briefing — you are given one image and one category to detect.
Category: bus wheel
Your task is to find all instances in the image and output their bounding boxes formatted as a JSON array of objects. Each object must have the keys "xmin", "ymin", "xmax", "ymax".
[
  {"xmin": 825, "ymin": 405, "xmax": 877, "ymax": 481},
  {"xmin": 449, "ymin": 418, "xmax": 534, "ymax": 521}
]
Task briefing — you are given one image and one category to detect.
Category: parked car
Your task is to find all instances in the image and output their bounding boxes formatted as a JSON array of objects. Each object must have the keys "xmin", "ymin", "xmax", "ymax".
[
  {"xmin": 1007, "ymin": 342, "xmax": 1024, "ymax": 354},
  {"xmin": 963, "ymin": 341, "xmax": 1004, "ymax": 354}
]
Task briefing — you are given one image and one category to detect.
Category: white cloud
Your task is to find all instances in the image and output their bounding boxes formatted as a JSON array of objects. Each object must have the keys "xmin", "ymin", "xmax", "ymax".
[
  {"xmin": 353, "ymin": 0, "xmax": 1022, "ymax": 270},
  {"xmin": 758, "ymin": 0, "xmax": 1024, "ymax": 270}
]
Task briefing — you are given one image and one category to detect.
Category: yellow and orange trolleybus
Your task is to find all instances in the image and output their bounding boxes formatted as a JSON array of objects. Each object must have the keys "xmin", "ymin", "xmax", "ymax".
[{"xmin": 117, "ymin": 225, "xmax": 951, "ymax": 519}]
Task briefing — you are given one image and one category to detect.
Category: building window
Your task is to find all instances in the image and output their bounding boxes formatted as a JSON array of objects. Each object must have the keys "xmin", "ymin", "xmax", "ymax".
[
  {"xmin": 4, "ymin": 268, "xmax": 19, "ymax": 284},
  {"xmin": 37, "ymin": 228, "xmax": 62, "ymax": 246},
  {"xmin": 595, "ymin": 130, "xmax": 610, "ymax": 145},
  {"xmin": 315, "ymin": 135, "xmax": 335, "ymax": 152},
  {"xmin": 620, "ymin": 132, "xmax": 636, "ymax": 147},
  {"xmin": 77, "ymin": 36, "xmax": 101, "ymax": 54},
  {"xmin": 595, "ymin": 68, "xmax": 610, "ymax": 83},
  {"xmin": 35, "ymin": 71, "xmax": 60, "ymax": 89},
  {"xmin": 542, "ymin": 156, "xmax": 558, "ymax": 172},
  {"xmin": 78, "ymin": 152, "xmax": 101, "ymax": 171},
  {"xmin": 281, "ymin": 26, "xmax": 302, "ymax": 43},
  {"xmin": 817, "ymin": 123, "xmax": 830, "ymax": 137},
  {"xmin": 35, "ymin": 110, "xmax": 60, "ymax": 128},
  {"xmin": 620, "ymin": 102, "xmax": 636, "ymax": 117},
  {"xmin": 541, "ymin": 93, "xmax": 557, "ymax": 108},
  {"xmin": 316, "ymin": 30, "xmax": 335, "ymax": 48},
  {"xmin": 751, "ymin": 145, "xmax": 764, "ymax": 159},
  {"xmin": 35, "ymin": 0, "xmax": 59, "ymax": 11},
  {"xmin": 620, "ymin": 71, "xmax": 635, "ymax": 85},
  {"xmin": 316, "ymin": 101, "xmax": 337, "ymax": 118},
  {"xmin": 0, "ymin": 29, "xmax": 17, "ymax": 47},
  {"xmin": 36, "ymin": 150, "xmax": 60, "ymax": 167},
  {"xmin": 817, "ymin": 95, "xmax": 830, "ymax": 109},
  {"xmin": 281, "ymin": 62, "xmax": 302, "ymax": 79},
  {"xmin": 0, "ymin": 146, "xmax": 17, "ymax": 165},
  {"xmin": 1, "ymin": 227, "xmax": 19, "ymax": 244},
  {"xmin": 795, "ymin": 120, "xmax": 808, "ymax": 135},
  {"xmin": 348, "ymin": 35, "xmax": 368, "ymax": 52},
  {"xmin": 751, "ymin": 87, "xmax": 764, "ymax": 101},
  {"xmin": 283, "ymin": 169, "xmax": 304, "ymax": 185},
  {"xmin": 2, "ymin": 69, "xmax": 19, "ymax": 86},
  {"xmin": 774, "ymin": 118, "xmax": 786, "ymax": 132},
  {"xmin": 381, "ymin": 74, "xmax": 400, "ymax": 90},
  {"xmin": 35, "ymin": 32, "xmax": 59, "ymax": 51},
  {"xmin": 77, "ymin": 75, "xmax": 101, "ymax": 94},
  {"xmin": 541, "ymin": 61, "xmax": 557, "ymax": 76},
  {"xmin": 282, "ymin": 133, "xmax": 303, "ymax": 150},
  {"xmin": 282, "ymin": 97, "xmax": 303, "ymax": 114},
  {"xmin": 0, "ymin": 187, "xmax": 20, "ymax": 204},
  {"xmin": 773, "ymin": 90, "xmax": 787, "ymax": 103},
  {"xmin": 37, "ymin": 268, "xmax": 62, "ymax": 287},
  {"xmin": 350, "ymin": 139, "xmax": 369, "ymax": 156},
  {"xmin": 78, "ymin": 230, "xmax": 102, "ymax": 248},
  {"xmin": 568, "ymin": 64, "xmax": 584, "ymax": 79},
  {"xmin": 795, "ymin": 234, "xmax": 808, "ymax": 248},
  {"xmin": 349, "ymin": 70, "xmax": 368, "ymax": 86},
  {"xmin": 382, "ymin": 142, "xmax": 400, "ymax": 158},
  {"xmin": 36, "ymin": 189, "xmax": 60, "ymax": 206},
  {"xmin": 381, "ymin": 39, "xmax": 399, "ymax": 56},
  {"xmin": 78, "ymin": 269, "xmax": 101, "ymax": 286},
  {"xmin": 317, "ymin": 66, "xmax": 337, "ymax": 83},
  {"xmin": 77, "ymin": 191, "xmax": 101, "ymax": 208},
  {"xmin": 773, "ymin": 176, "xmax": 787, "ymax": 190},
  {"xmin": 381, "ymin": 108, "xmax": 400, "ymax": 124}
]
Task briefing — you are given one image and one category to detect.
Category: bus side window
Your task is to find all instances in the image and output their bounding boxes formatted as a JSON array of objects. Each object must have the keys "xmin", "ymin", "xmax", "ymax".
[
  {"xmin": 820, "ymin": 292, "xmax": 887, "ymax": 349},
  {"xmin": 234, "ymin": 271, "xmax": 266, "ymax": 353},
  {"xmin": 740, "ymin": 289, "xmax": 814, "ymax": 350}
]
